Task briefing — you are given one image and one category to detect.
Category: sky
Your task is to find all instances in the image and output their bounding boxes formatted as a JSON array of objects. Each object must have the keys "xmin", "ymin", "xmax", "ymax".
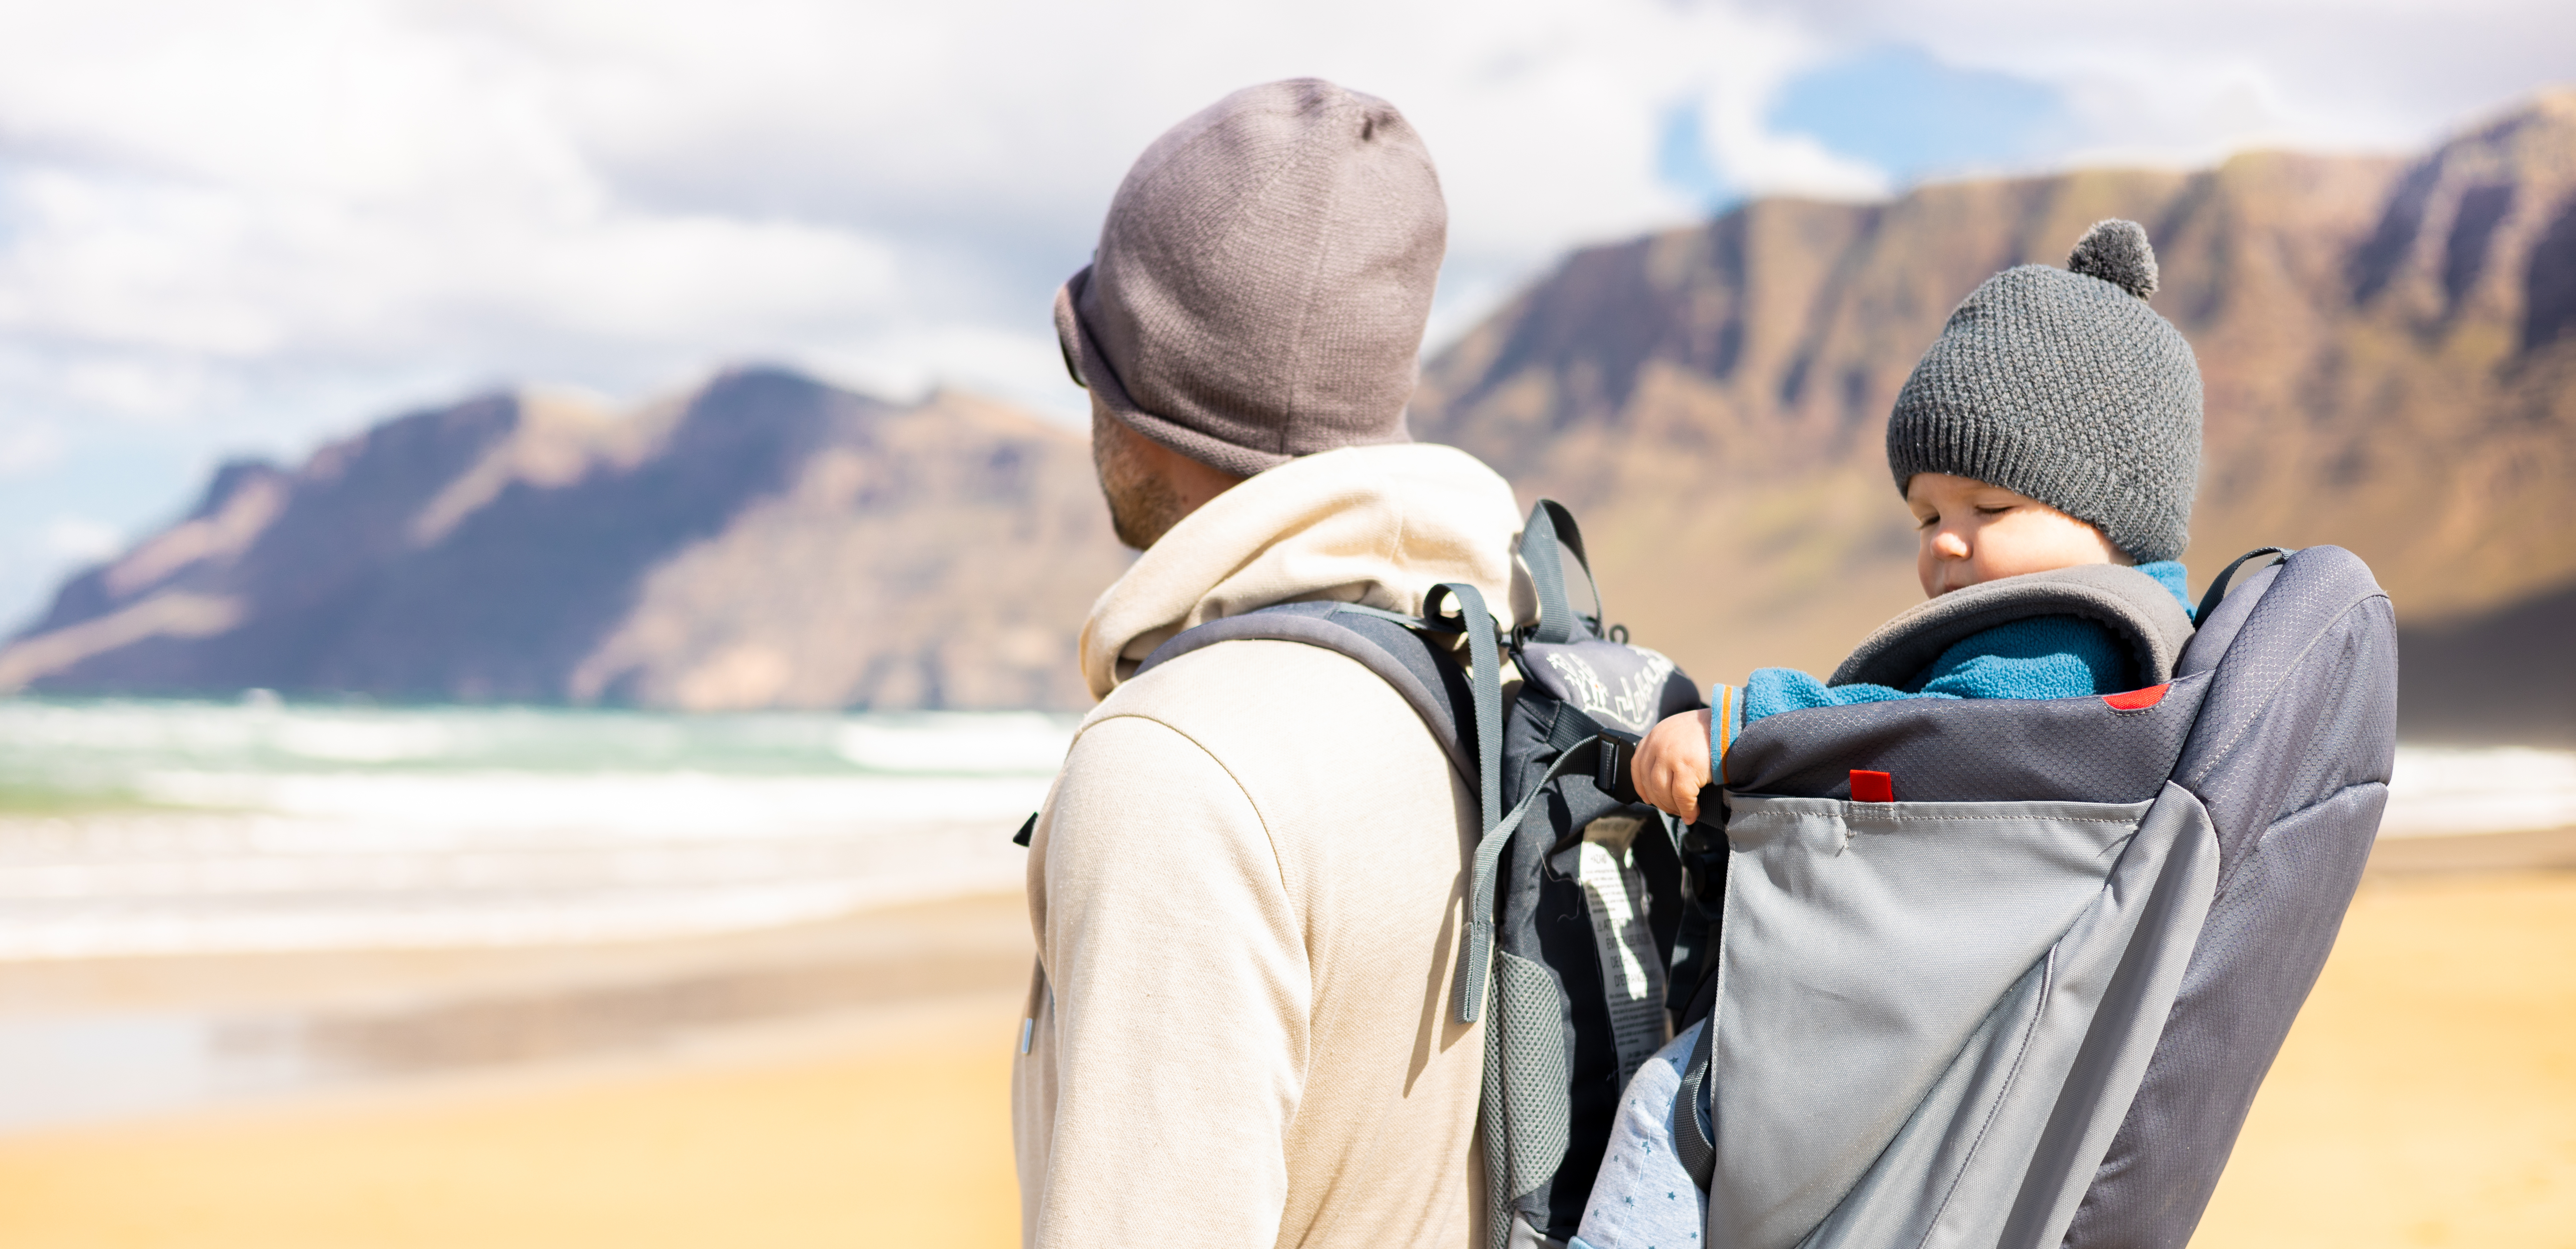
[{"xmin": 0, "ymin": 0, "xmax": 2571, "ymax": 630}]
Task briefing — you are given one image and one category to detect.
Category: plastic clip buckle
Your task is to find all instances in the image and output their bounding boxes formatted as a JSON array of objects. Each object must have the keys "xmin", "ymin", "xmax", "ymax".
[{"xmin": 1596, "ymin": 731, "xmax": 1643, "ymax": 805}]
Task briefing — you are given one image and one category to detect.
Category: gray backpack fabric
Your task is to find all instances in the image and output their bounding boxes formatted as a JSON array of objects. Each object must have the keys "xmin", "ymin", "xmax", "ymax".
[
  {"xmin": 1133, "ymin": 500, "xmax": 1705, "ymax": 1247},
  {"xmin": 1657, "ymin": 545, "xmax": 2395, "ymax": 1249},
  {"xmin": 1127, "ymin": 533, "xmax": 2392, "ymax": 1249}
]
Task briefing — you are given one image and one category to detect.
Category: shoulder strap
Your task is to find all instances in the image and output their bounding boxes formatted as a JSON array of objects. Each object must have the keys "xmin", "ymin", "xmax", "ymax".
[
  {"xmin": 2192, "ymin": 547, "xmax": 2291, "ymax": 626},
  {"xmin": 1828, "ymin": 563, "xmax": 2197, "ymax": 690},
  {"xmin": 1123, "ymin": 583, "xmax": 1629, "ymax": 1030},
  {"xmin": 1131, "ymin": 600, "xmax": 1481, "ymax": 783}
]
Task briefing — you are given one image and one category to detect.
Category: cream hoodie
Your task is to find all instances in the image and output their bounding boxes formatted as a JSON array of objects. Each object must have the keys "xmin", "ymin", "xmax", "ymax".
[{"xmin": 1015, "ymin": 443, "xmax": 1525, "ymax": 1248}]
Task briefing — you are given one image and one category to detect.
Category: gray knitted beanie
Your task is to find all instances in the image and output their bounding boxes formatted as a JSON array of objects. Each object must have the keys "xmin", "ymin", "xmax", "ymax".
[
  {"xmin": 1885, "ymin": 219, "xmax": 2202, "ymax": 563},
  {"xmin": 1054, "ymin": 79, "xmax": 1446, "ymax": 476}
]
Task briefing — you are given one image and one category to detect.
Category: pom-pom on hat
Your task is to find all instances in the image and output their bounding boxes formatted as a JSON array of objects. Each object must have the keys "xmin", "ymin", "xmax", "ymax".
[{"xmin": 1885, "ymin": 219, "xmax": 2202, "ymax": 563}]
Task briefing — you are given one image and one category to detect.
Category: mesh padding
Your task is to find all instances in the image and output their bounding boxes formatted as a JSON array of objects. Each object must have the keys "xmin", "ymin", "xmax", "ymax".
[
  {"xmin": 2060, "ymin": 783, "xmax": 2383, "ymax": 1247},
  {"xmin": 2173, "ymin": 551, "xmax": 2400, "ymax": 884},
  {"xmin": 2067, "ymin": 546, "xmax": 2397, "ymax": 1247},
  {"xmin": 2172, "ymin": 562, "xmax": 2282, "ymax": 681},
  {"xmin": 1481, "ymin": 983, "xmax": 1511, "ymax": 1249},
  {"xmin": 1496, "ymin": 951, "xmax": 1572, "ymax": 1200}
]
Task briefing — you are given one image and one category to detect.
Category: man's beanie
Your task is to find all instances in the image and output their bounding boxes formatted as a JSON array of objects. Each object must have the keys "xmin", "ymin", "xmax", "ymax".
[
  {"xmin": 1885, "ymin": 219, "xmax": 2203, "ymax": 563},
  {"xmin": 1053, "ymin": 79, "xmax": 1445, "ymax": 476}
]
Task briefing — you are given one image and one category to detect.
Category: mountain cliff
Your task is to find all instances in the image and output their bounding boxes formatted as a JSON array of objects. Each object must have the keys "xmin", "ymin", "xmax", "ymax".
[
  {"xmin": 1412, "ymin": 91, "xmax": 2576, "ymax": 740},
  {"xmin": 0, "ymin": 369, "xmax": 1129, "ymax": 710},
  {"xmin": 9, "ymin": 94, "xmax": 2574, "ymax": 732}
]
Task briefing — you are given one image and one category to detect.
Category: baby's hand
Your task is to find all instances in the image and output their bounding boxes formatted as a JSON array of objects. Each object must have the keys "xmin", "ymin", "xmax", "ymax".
[{"xmin": 1632, "ymin": 709, "xmax": 1715, "ymax": 823}]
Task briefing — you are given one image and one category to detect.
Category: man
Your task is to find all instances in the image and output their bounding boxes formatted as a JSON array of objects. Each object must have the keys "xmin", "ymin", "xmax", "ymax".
[{"xmin": 1014, "ymin": 79, "xmax": 1526, "ymax": 1247}]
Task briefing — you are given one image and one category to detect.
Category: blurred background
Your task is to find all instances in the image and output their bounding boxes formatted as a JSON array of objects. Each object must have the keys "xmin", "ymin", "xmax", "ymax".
[{"xmin": 0, "ymin": 2, "xmax": 2571, "ymax": 1245}]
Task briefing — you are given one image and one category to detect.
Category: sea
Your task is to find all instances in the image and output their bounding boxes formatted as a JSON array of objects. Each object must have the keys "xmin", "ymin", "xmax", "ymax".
[
  {"xmin": 0, "ymin": 696, "xmax": 1070, "ymax": 960},
  {"xmin": 1, "ymin": 695, "xmax": 2570, "ymax": 960},
  {"xmin": 0, "ymin": 695, "xmax": 2568, "ymax": 1132}
]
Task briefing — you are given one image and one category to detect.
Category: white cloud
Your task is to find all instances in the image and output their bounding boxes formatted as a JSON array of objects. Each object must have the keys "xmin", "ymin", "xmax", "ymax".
[
  {"xmin": 0, "ymin": 423, "xmax": 65, "ymax": 477},
  {"xmin": 1765, "ymin": 0, "xmax": 2576, "ymax": 161},
  {"xmin": 2, "ymin": 1, "xmax": 2563, "ymax": 420},
  {"xmin": 38, "ymin": 515, "xmax": 123, "ymax": 564},
  {"xmin": 0, "ymin": 0, "xmax": 2565, "ymax": 628}
]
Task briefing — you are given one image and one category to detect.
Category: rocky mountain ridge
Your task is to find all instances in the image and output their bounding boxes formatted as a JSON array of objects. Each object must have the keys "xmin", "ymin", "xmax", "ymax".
[
  {"xmin": 0, "ymin": 370, "xmax": 1128, "ymax": 710},
  {"xmin": 7, "ymin": 93, "xmax": 2573, "ymax": 735},
  {"xmin": 1411, "ymin": 91, "xmax": 2576, "ymax": 740}
]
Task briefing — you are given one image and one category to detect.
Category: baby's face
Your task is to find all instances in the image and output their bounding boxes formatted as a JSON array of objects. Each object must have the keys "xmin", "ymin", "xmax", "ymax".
[{"xmin": 1906, "ymin": 473, "xmax": 2129, "ymax": 598}]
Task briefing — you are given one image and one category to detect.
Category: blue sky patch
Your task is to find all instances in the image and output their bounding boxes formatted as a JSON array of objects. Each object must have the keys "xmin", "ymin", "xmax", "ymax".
[
  {"xmin": 1655, "ymin": 101, "xmax": 1733, "ymax": 210},
  {"xmin": 1771, "ymin": 44, "xmax": 2072, "ymax": 184}
]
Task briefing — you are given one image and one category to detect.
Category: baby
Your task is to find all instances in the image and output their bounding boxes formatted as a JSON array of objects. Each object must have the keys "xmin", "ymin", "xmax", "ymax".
[{"xmin": 1574, "ymin": 219, "xmax": 2202, "ymax": 1249}]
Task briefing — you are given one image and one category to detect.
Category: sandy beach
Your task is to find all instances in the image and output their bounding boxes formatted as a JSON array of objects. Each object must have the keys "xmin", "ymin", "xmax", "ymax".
[
  {"xmin": 2194, "ymin": 864, "xmax": 2576, "ymax": 1247},
  {"xmin": 0, "ymin": 848, "xmax": 2568, "ymax": 1247},
  {"xmin": 0, "ymin": 892, "xmax": 1038, "ymax": 1249},
  {"xmin": 0, "ymin": 991, "xmax": 1027, "ymax": 1248}
]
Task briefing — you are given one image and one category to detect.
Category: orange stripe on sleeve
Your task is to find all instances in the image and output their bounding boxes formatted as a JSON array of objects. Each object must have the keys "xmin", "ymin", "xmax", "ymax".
[{"xmin": 1714, "ymin": 684, "xmax": 1735, "ymax": 787}]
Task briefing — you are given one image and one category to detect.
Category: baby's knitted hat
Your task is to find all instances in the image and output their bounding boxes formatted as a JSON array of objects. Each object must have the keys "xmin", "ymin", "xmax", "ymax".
[{"xmin": 1885, "ymin": 220, "xmax": 2202, "ymax": 563}]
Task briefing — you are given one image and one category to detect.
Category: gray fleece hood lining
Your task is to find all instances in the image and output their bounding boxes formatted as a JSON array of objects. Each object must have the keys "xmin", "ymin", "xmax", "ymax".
[{"xmin": 1828, "ymin": 564, "xmax": 2196, "ymax": 691}]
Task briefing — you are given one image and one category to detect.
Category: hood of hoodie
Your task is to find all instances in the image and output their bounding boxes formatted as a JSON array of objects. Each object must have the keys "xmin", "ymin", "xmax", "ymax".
[{"xmin": 1079, "ymin": 442, "xmax": 1525, "ymax": 700}]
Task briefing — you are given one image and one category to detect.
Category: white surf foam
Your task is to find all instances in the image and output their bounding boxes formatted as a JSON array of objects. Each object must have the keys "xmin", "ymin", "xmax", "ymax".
[
  {"xmin": 0, "ymin": 699, "xmax": 1068, "ymax": 957},
  {"xmin": 2382, "ymin": 746, "xmax": 2576, "ymax": 838}
]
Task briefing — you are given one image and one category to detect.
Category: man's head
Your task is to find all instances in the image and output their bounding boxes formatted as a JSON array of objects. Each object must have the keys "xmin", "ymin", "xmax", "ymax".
[
  {"xmin": 1886, "ymin": 219, "xmax": 2203, "ymax": 573},
  {"xmin": 1057, "ymin": 79, "xmax": 1446, "ymax": 548}
]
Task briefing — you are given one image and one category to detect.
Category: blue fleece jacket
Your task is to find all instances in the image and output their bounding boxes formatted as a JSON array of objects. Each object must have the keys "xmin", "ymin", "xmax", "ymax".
[{"xmin": 1737, "ymin": 560, "xmax": 2192, "ymax": 725}]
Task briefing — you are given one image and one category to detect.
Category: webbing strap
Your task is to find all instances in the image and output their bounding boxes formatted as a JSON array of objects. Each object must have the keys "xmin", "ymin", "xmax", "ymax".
[
  {"xmin": 1403, "ymin": 581, "xmax": 1561, "ymax": 1027},
  {"xmin": 1425, "ymin": 584, "xmax": 1503, "ymax": 837},
  {"xmin": 1454, "ymin": 736, "xmax": 1606, "ymax": 1023},
  {"xmin": 1521, "ymin": 499, "xmax": 1601, "ymax": 645},
  {"xmin": 1673, "ymin": 1015, "xmax": 1717, "ymax": 1190},
  {"xmin": 1354, "ymin": 583, "xmax": 1519, "ymax": 1026},
  {"xmin": 1331, "ymin": 601, "xmax": 1452, "ymax": 630},
  {"xmin": 1427, "ymin": 580, "xmax": 1504, "ymax": 1025},
  {"xmin": 2193, "ymin": 547, "xmax": 2292, "ymax": 626}
]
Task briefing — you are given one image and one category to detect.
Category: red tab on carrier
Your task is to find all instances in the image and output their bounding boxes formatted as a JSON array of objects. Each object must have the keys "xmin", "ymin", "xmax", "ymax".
[
  {"xmin": 1849, "ymin": 770, "xmax": 1895, "ymax": 803},
  {"xmin": 2103, "ymin": 684, "xmax": 2172, "ymax": 711}
]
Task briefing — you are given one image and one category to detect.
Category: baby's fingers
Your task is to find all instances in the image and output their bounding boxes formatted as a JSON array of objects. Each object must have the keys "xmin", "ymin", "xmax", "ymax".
[
  {"xmin": 1633, "ymin": 749, "xmax": 1698, "ymax": 823},
  {"xmin": 1652, "ymin": 765, "xmax": 1700, "ymax": 823},
  {"xmin": 1632, "ymin": 709, "xmax": 1715, "ymax": 822}
]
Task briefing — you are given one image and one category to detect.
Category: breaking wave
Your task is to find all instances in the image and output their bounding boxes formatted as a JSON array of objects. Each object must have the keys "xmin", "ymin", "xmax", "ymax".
[{"xmin": 0, "ymin": 698, "xmax": 1072, "ymax": 957}]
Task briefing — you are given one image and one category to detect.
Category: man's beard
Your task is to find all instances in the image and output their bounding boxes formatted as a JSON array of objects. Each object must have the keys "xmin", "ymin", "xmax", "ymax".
[
  {"xmin": 1102, "ymin": 472, "xmax": 1185, "ymax": 551},
  {"xmin": 1092, "ymin": 410, "xmax": 1189, "ymax": 550}
]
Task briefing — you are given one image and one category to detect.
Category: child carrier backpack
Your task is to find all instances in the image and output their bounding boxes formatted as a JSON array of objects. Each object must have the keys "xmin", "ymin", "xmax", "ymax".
[
  {"xmin": 1631, "ymin": 544, "xmax": 2398, "ymax": 1249},
  {"xmin": 1131, "ymin": 500, "xmax": 1706, "ymax": 1247}
]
